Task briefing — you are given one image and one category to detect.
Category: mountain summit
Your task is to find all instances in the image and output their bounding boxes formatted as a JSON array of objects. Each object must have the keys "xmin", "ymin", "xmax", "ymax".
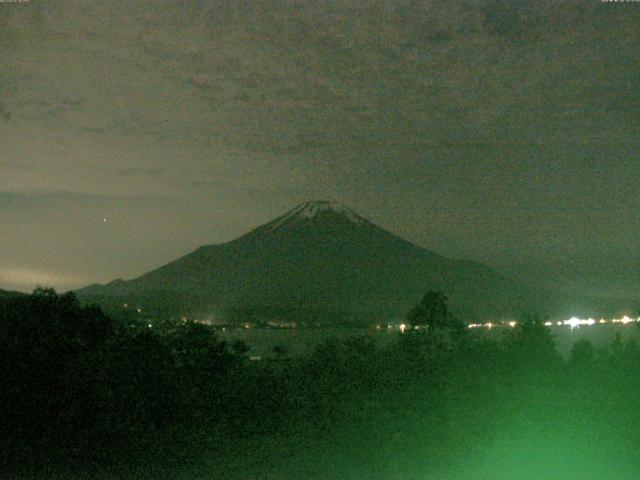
[
  {"xmin": 263, "ymin": 200, "xmax": 371, "ymax": 232},
  {"xmin": 77, "ymin": 201, "xmax": 572, "ymax": 324}
]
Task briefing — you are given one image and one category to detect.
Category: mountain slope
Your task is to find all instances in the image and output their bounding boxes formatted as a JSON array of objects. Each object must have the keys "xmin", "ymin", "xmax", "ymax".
[{"xmin": 77, "ymin": 201, "xmax": 579, "ymax": 324}]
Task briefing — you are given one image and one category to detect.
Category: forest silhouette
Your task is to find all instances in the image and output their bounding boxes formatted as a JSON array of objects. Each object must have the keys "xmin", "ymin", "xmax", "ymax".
[{"xmin": 1, "ymin": 289, "xmax": 639, "ymax": 479}]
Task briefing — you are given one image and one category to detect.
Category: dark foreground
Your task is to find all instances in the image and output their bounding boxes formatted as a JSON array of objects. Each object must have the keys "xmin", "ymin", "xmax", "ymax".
[{"xmin": 2, "ymin": 290, "xmax": 640, "ymax": 480}]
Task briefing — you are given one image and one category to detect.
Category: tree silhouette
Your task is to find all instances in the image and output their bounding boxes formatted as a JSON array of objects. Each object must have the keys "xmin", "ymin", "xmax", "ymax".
[
  {"xmin": 569, "ymin": 338, "xmax": 597, "ymax": 367},
  {"xmin": 273, "ymin": 344, "xmax": 288, "ymax": 359},
  {"xmin": 407, "ymin": 290, "xmax": 452, "ymax": 329},
  {"xmin": 508, "ymin": 313, "xmax": 559, "ymax": 369}
]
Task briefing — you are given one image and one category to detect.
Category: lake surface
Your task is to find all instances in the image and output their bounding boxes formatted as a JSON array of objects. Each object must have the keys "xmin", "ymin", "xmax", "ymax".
[{"xmin": 218, "ymin": 323, "xmax": 640, "ymax": 359}]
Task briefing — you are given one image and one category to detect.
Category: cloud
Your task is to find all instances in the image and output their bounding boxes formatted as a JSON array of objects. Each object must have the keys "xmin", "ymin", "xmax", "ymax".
[
  {"xmin": 3, "ymin": 1, "xmax": 637, "ymax": 192},
  {"xmin": 117, "ymin": 167, "xmax": 165, "ymax": 176}
]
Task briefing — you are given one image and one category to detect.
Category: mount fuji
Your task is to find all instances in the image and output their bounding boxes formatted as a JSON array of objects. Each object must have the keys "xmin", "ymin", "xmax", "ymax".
[{"xmin": 76, "ymin": 200, "xmax": 582, "ymax": 324}]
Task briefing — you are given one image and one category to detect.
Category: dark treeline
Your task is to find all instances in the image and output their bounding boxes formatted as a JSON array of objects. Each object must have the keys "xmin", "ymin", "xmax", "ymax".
[{"xmin": 2, "ymin": 289, "xmax": 640, "ymax": 479}]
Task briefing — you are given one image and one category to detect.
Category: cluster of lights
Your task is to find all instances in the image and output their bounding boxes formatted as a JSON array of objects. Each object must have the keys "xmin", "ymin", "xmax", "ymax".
[
  {"xmin": 375, "ymin": 323, "xmax": 426, "ymax": 332},
  {"xmin": 467, "ymin": 316, "xmax": 640, "ymax": 331},
  {"xmin": 468, "ymin": 322, "xmax": 499, "ymax": 329},
  {"xmin": 552, "ymin": 315, "xmax": 639, "ymax": 330}
]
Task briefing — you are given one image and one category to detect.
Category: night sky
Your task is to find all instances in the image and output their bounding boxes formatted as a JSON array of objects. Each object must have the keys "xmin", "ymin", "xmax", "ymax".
[{"xmin": 1, "ymin": 1, "xmax": 639, "ymax": 298}]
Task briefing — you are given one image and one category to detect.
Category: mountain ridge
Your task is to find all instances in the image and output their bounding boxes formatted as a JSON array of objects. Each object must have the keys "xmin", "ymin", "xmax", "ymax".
[
  {"xmin": 0, "ymin": 288, "xmax": 26, "ymax": 299},
  {"xmin": 76, "ymin": 201, "xmax": 617, "ymax": 324}
]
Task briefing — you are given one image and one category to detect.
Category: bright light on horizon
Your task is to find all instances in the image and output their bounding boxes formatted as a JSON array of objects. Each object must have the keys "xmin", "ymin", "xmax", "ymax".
[{"xmin": 466, "ymin": 316, "xmax": 640, "ymax": 330}]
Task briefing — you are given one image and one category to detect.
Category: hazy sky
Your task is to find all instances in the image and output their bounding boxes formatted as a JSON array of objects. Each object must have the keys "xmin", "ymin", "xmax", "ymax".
[{"xmin": 1, "ymin": 1, "xmax": 639, "ymax": 297}]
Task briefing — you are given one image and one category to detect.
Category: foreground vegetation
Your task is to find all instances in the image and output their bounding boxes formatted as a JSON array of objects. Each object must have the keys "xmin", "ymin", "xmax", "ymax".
[{"xmin": 1, "ymin": 289, "xmax": 640, "ymax": 479}]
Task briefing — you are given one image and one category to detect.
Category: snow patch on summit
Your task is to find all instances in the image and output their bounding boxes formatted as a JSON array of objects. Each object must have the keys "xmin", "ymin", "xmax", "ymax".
[{"xmin": 267, "ymin": 200, "xmax": 368, "ymax": 231}]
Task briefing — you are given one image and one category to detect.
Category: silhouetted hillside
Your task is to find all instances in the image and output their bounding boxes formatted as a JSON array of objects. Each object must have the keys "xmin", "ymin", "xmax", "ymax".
[
  {"xmin": 3, "ymin": 289, "xmax": 640, "ymax": 479},
  {"xmin": 0, "ymin": 289, "xmax": 24, "ymax": 299}
]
